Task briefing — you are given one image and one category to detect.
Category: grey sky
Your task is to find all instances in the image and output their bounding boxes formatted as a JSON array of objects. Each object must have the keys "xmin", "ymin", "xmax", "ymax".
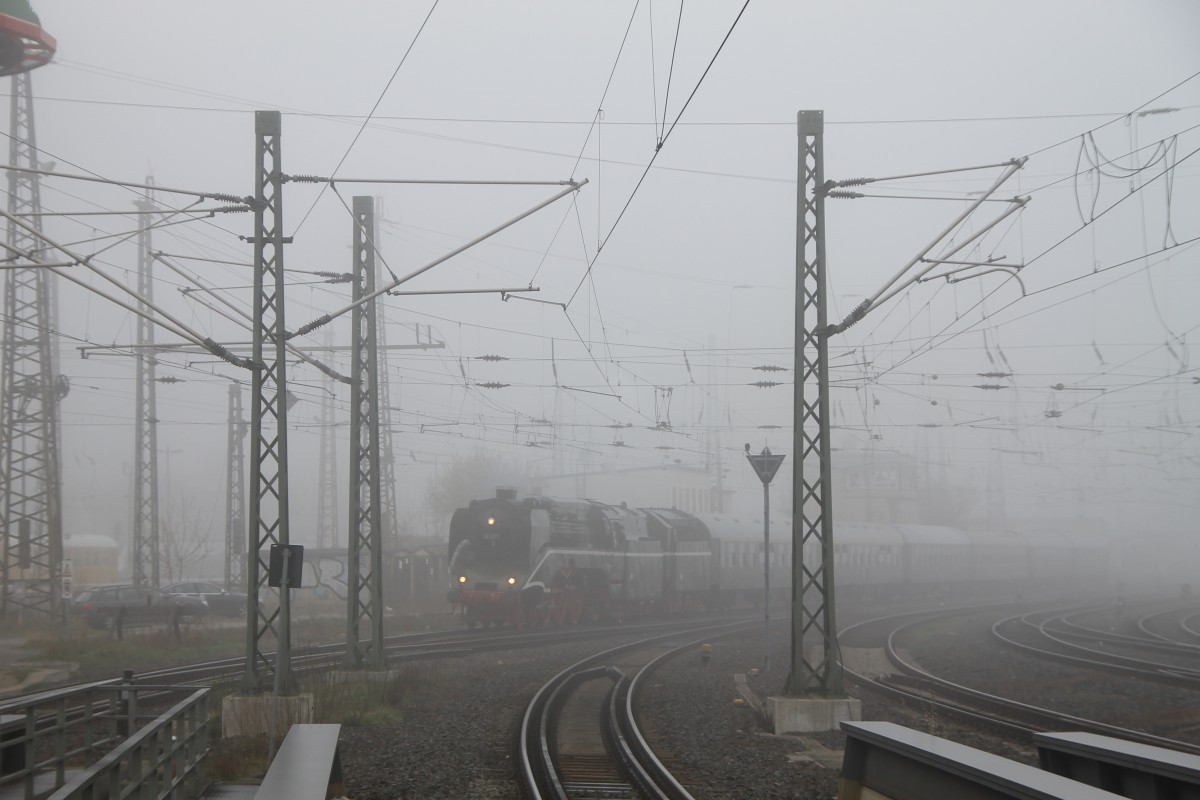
[{"xmin": 19, "ymin": 1, "xmax": 1200, "ymax": 546}]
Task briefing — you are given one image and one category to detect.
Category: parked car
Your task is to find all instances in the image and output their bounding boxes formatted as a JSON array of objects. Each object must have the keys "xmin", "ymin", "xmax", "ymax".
[
  {"xmin": 163, "ymin": 581, "xmax": 254, "ymax": 617},
  {"xmin": 71, "ymin": 584, "xmax": 208, "ymax": 629}
]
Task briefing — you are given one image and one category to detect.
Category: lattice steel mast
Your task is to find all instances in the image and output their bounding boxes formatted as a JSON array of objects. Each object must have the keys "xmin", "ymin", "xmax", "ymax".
[
  {"xmin": 243, "ymin": 110, "xmax": 293, "ymax": 692},
  {"xmin": 316, "ymin": 330, "xmax": 339, "ymax": 550},
  {"xmin": 131, "ymin": 187, "xmax": 160, "ymax": 590},
  {"xmin": 786, "ymin": 110, "xmax": 844, "ymax": 696},
  {"xmin": 344, "ymin": 195, "xmax": 385, "ymax": 670},
  {"xmin": 224, "ymin": 382, "xmax": 246, "ymax": 592},
  {"xmin": 1, "ymin": 68, "xmax": 64, "ymax": 619},
  {"xmin": 373, "ymin": 197, "xmax": 399, "ymax": 549}
]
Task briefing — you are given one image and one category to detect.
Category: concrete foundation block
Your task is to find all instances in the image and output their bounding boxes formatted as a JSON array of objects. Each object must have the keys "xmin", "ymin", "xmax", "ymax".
[
  {"xmin": 221, "ymin": 693, "xmax": 314, "ymax": 739},
  {"xmin": 767, "ymin": 695, "xmax": 861, "ymax": 735}
]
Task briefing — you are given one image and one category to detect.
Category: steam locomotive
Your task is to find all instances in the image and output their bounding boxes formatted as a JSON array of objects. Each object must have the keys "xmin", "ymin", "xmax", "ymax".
[{"xmin": 446, "ymin": 489, "xmax": 1110, "ymax": 629}]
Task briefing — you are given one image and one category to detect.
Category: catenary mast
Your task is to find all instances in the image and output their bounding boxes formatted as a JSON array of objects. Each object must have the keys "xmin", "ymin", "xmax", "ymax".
[
  {"xmin": 316, "ymin": 329, "xmax": 339, "ymax": 550},
  {"xmin": 344, "ymin": 196, "xmax": 385, "ymax": 669},
  {"xmin": 0, "ymin": 5, "xmax": 61, "ymax": 619},
  {"xmin": 224, "ymin": 382, "xmax": 246, "ymax": 592},
  {"xmin": 131, "ymin": 186, "xmax": 161, "ymax": 590},
  {"xmin": 373, "ymin": 197, "xmax": 399, "ymax": 549}
]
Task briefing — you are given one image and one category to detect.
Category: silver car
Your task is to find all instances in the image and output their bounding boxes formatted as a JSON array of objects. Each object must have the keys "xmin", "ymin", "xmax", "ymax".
[{"xmin": 163, "ymin": 581, "xmax": 253, "ymax": 617}]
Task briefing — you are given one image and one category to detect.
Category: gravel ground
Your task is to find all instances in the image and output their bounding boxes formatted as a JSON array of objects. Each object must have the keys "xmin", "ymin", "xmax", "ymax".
[
  {"xmin": 333, "ymin": 627, "xmax": 854, "ymax": 800},
  {"xmin": 332, "ymin": 621, "xmax": 1041, "ymax": 799},
  {"xmin": 278, "ymin": 603, "xmax": 1200, "ymax": 798},
  {"xmin": 337, "ymin": 632, "xmax": 643, "ymax": 800},
  {"xmin": 643, "ymin": 625, "xmax": 1043, "ymax": 800},
  {"xmin": 893, "ymin": 607, "xmax": 1200, "ymax": 744}
]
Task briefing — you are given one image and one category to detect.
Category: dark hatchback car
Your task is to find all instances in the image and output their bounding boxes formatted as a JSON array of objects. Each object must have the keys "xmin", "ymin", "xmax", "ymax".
[
  {"xmin": 71, "ymin": 584, "xmax": 208, "ymax": 629},
  {"xmin": 163, "ymin": 581, "xmax": 253, "ymax": 617}
]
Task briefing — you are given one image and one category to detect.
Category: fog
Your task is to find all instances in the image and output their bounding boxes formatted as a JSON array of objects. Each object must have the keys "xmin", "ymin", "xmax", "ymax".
[{"xmin": 15, "ymin": 2, "xmax": 1199, "ymax": 573}]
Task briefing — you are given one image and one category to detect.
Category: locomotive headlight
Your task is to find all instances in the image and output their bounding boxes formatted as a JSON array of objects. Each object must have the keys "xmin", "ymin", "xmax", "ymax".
[
  {"xmin": 458, "ymin": 575, "xmax": 468, "ymax": 584},
  {"xmin": 487, "ymin": 516, "xmax": 496, "ymax": 526},
  {"xmin": 507, "ymin": 576, "xmax": 517, "ymax": 586}
]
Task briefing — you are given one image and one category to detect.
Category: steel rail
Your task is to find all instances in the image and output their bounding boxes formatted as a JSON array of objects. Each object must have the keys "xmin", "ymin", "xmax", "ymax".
[
  {"xmin": 839, "ymin": 607, "xmax": 1200, "ymax": 758},
  {"xmin": 995, "ymin": 610, "xmax": 1200, "ymax": 685},
  {"xmin": 609, "ymin": 629, "xmax": 739, "ymax": 800},
  {"xmin": 1050, "ymin": 607, "xmax": 1200, "ymax": 657},
  {"xmin": 1135, "ymin": 602, "xmax": 1200, "ymax": 645},
  {"xmin": 519, "ymin": 620, "xmax": 750, "ymax": 799}
]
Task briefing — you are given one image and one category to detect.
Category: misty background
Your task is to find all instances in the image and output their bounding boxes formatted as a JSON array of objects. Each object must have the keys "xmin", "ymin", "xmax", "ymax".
[{"xmin": 16, "ymin": 2, "xmax": 1199, "ymax": 577}]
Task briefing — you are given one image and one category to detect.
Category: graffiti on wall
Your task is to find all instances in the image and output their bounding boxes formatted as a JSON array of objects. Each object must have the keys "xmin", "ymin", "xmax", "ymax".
[{"xmin": 301, "ymin": 555, "xmax": 350, "ymax": 600}]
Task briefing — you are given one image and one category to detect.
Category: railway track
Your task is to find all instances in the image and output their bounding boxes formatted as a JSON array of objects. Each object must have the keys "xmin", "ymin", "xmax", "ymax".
[
  {"xmin": 2, "ymin": 614, "xmax": 759, "ymax": 708},
  {"xmin": 842, "ymin": 605, "xmax": 1200, "ymax": 757},
  {"xmin": 1136, "ymin": 601, "xmax": 1200, "ymax": 645},
  {"xmin": 991, "ymin": 604, "xmax": 1200, "ymax": 687},
  {"xmin": 519, "ymin": 620, "xmax": 753, "ymax": 800},
  {"xmin": 0, "ymin": 616, "xmax": 757, "ymax": 776}
]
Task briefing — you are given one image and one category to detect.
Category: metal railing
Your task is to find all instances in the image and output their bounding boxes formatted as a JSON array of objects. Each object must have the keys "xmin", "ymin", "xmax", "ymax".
[
  {"xmin": 0, "ymin": 674, "xmax": 209, "ymax": 800},
  {"xmin": 49, "ymin": 688, "xmax": 208, "ymax": 800}
]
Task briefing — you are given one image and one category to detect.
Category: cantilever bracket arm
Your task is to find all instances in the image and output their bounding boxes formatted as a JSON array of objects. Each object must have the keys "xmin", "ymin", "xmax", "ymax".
[
  {"xmin": 826, "ymin": 191, "xmax": 1030, "ymax": 336},
  {"xmin": 288, "ymin": 179, "xmax": 587, "ymax": 339},
  {"xmin": 946, "ymin": 266, "xmax": 1027, "ymax": 296},
  {"xmin": 919, "ymin": 260, "xmax": 1023, "ymax": 282},
  {"xmin": 500, "ymin": 292, "xmax": 565, "ymax": 310},
  {"xmin": 387, "ymin": 286, "xmax": 539, "ymax": 298}
]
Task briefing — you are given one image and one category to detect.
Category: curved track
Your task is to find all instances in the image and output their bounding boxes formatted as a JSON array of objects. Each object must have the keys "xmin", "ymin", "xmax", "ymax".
[
  {"xmin": 841, "ymin": 604, "xmax": 1200, "ymax": 757},
  {"xmin": 991, "ymin": 603, "xmax": 1200, "ymax": 687},
  {"xmin": 519, "ymin": 620, "xmax": 752, "ymax": 800},
  {"xmin": 2, "ymin": 615, "xmax": 757, "ymax": 706}
]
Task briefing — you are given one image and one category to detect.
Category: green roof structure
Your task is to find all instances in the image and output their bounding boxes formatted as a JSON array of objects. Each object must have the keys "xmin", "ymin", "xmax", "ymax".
[{"xmin": 0, "ymin": 0, "xmax": 39, "ymax": 26}]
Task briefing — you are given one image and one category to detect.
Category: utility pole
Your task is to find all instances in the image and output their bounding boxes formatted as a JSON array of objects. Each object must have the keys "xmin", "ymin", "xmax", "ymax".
[
  {"xmin": 344, "ymin": 195, "xmax": 386, "ymax": 670},
  {"xmin": 224, "ymin": 382, "xmax": 246, "ymax": 592},
  {"xmin": 787, "ymin": 110, "xmax": 844, "ymax": 697},
  {"xmin": 243, "ymin": 110, "xmax": 293, "ymax": 693},
  {"xmin": 316, "ymin": 328, "xmax": 339, "ymax": 550},
  {"xmin": 373, "ymin": 196, "xmax": 399, "ymax": 549},
  {"xmin": 131, "ymin": 185, "xmax": 160, "ymax": 590},
  {"xmin": 1, "ymin": 63, "xmax": 65, "ymax": 620}
]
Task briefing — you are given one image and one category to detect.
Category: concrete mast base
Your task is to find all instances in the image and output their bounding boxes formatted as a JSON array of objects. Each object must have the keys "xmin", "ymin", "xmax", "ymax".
[{"xmin": 766, "ymin": 695, "xmax": 861, "ymax": 735}]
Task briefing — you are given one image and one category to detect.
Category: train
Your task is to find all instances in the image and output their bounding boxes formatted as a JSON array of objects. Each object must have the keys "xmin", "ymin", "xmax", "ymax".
[{"xmin": 445, "ymin": 488, "xmax": 1112, "ymax": 629}]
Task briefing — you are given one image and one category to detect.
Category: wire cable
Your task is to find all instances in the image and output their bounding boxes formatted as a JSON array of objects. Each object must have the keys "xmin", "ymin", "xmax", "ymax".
[
  {"xmin": 567, "ymin": 0, "xmax": 751, "ymax": 306},
  {"xmin": 571, "ymin": 1, "xmax": 642, "ymax": 178},
  {"xmin": 289, "ymin": 0, "xmax": 441, "ymax": 238}
]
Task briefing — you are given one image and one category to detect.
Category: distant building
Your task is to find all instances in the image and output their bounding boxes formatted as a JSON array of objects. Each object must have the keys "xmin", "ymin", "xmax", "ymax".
[
  {"xmin": 833, "ymin": 450, "xmax": 922, "ymax": 524},
  {"xmin": 531, "ymin": 463, "xmax": 731, "ymax": 512}
]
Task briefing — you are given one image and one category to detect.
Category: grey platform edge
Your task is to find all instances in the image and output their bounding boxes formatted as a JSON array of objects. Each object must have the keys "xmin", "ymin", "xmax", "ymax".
[
  {"xmin": 255, "ymin": 724, "xmax": 345, "ymax": 800},
  {"xmin": 840, "ymin": 721, "xmax": 1128, "ymax": 800},
  {"xmin": 1036, "ymin": 730, "xmax": 1200, "ymax": 800}
]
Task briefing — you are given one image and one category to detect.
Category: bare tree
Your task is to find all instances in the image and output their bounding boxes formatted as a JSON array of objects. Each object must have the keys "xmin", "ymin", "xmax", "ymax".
[
  {"xmin": 425, "ymin": 453, "xmax": 526, "ymax": 519},
  {"xmin": 159, "ymin": 493, "xmax": 215, "ymax": 584}
]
